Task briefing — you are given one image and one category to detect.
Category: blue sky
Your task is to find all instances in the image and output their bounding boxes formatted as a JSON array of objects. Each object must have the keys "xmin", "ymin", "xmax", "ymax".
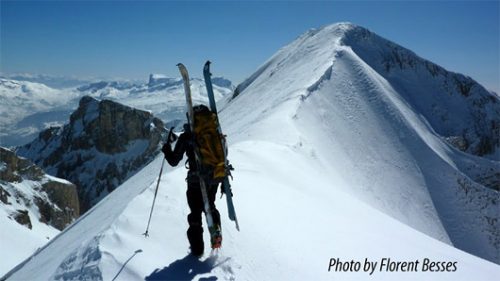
[{"xmin": 1, "ymin": 1, "xmax": 499, "ymax": 92}]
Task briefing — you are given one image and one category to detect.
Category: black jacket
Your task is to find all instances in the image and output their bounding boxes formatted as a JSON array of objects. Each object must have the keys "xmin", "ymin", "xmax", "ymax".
[{"xmin": 163, "ymin": 128, "xmax": 199, "ymax": 180}]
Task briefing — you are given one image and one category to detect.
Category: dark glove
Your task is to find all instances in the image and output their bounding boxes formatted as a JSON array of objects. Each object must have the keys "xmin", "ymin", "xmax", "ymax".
[
  {"xmin": 167, "ymin": 127, "xmax": 178, "ymax": 144},
  {"xmin": 161, "ymin": 127, "xmax": 177, "ymax": 156}
]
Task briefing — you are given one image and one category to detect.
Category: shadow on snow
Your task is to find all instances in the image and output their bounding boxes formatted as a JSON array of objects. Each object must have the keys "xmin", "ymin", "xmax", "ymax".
[{"xmin": 145, "ymin": 254, "xmax": 225, "ymax": 281}]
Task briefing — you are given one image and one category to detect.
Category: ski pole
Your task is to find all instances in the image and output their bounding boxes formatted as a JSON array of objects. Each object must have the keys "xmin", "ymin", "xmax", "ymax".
[
  {"xmin": 143, "ymin": 128, "xmax": 175, "ymax": 237},
  {"xmin": 143, "ymin": 158, "xmax": 165, "ymax": 237}
]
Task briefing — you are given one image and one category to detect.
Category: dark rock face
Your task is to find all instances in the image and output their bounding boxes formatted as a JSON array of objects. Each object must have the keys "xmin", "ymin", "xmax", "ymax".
[
  {"xmin": 0, "ymin": 147, "xmax": 44, "ymax": 182},
  {"xmin": 0, "ymin": 186, "xmax": 10, "ymax": 204},
  {"xmin": 13, "ymin": 209, "xmax": 32, "ymax": 229},
  {"xmin": 1, "ymin": 147, "xmax": 79, "ymax": 230},
  {"xmin": 40, "ymin": 181, "xmax": 80, "ymax": 230},
  {"xmin": 17, "ymin": 96, "xmax": 166, "ymax": 213},
  {"xmin": 211, "ymin": 77, "xmax": 234, "ymax": 89},
  {"xmin": 66, "ymin": 96, "xmax": 163, "ymax": 156}
]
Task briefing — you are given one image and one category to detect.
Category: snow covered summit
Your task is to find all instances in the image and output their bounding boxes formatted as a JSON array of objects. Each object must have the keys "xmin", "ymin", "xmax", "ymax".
[
  {"xmin": 225, "ymin": 22, "xmax": 499, "ymax": 263},
  {"xmin": 235, "ymin": 22, "xmax": 498, "ymax": 158}
]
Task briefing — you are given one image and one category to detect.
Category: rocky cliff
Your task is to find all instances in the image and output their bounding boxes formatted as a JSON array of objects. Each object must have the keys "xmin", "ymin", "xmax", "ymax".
[
  {"xmin": 0, "ymin": 147, "xmax": 79, "ymax": 231},
  {"xmin": 17, "ymin": 96, "xmax": 166, "ymax": 212}
]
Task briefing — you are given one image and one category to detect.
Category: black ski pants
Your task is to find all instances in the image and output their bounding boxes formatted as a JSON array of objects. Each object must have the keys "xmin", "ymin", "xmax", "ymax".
[{"xmin": 186, "ymin": 180, "xmax": 220, "ymax": 252}]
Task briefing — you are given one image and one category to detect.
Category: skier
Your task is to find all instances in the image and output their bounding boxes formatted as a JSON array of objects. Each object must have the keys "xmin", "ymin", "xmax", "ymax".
[{"xmin": 162, "ymin": 122, "xmax": 222, "ymax": 257}]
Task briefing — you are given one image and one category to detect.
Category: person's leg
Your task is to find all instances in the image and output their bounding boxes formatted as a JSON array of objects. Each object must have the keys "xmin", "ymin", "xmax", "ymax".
[
  {"xmin": 207, "ymin": 183, "xmax": 221, "ymax": 228},
  {"xmin": 207, "ymin": 183, "xmax": 222, "ymax": 248},
  {"xmin": 186, "ymin": 185, "xmax": 204, "ymax": 256}
]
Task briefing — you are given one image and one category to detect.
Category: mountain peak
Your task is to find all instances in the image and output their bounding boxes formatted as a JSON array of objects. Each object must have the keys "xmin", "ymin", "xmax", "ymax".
[
  {"xmin": 78, "ymin": 95, "xmax": 98, "ymax": 108},
  {"xmin": 236, "ymin": 21, "xmax": 499, "ymax": 157},
  {"xmin": 298, "ymin": 22, "xmax": 367, "ymax": 42},
  {"xmin": 148, "ymin": 73, "xmax": 178, "ymax": 87},
  {"xmin": 322, "ymin": 21, "xmax": 360, "ymax": 33},
  {"xmin": 228, "ymin": 21, "xmax": 499, "ymax": 264}
]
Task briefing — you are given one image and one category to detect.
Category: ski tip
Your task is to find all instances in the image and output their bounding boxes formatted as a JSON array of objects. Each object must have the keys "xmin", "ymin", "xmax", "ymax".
[
  {"xmin": 177, "ymin": 63, "xmax": 186, "ymax": 69},
  {"xmin": 204, "ymin": 61, "xmax": 211, "ymax": 74}
]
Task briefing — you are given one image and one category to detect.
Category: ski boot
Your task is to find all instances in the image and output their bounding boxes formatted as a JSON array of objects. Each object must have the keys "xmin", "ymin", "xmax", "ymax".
[{"xmin": 209, "ymin": 224, "xmax": 222, "ymax": 249}]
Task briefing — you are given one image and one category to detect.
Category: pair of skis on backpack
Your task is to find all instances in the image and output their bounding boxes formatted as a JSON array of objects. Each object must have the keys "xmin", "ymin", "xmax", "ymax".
[{"xmin": 178, "ymin": 61, "xmax": 240, "ymax": 250}]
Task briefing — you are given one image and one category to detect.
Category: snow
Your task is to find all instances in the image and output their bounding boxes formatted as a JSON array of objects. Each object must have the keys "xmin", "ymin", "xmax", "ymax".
[
  {"xmin": 0, "ymin": 180, "xmax": 60, "ymax": 274},
  {"xmin": 0, "ymin": 213, "xmax": 58, "ymax": 275},
  {"xmin": 0, "ymin": 73, "xmax": 95, "ymax": 89},
  {"xmin": 3, "ymin": 22, "xmax": 499, "ymax": 279},
  {"xmin": 0, "ymin": 79, "xmax": 79, "ymax": 146},
  {"xmin": 3, "ymin": 143, "xmax": 499, "ymax": 280}
]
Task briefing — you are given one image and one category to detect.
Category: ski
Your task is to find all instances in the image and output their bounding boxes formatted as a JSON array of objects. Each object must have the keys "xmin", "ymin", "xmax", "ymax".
[
  {"xmin": 203, "ymin": 61, "xmax": 240, "ymax": 231},
  {"xmin": 177, "ymin": 63, "xmax": 220, "ymax": 248}
]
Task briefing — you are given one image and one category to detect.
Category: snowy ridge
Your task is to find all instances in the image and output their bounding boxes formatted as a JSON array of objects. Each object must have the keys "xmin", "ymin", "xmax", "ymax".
[
  {"xmin": 224, "ymin": 22, "xmax": 499, "ymax": 262},
  {"xmin": 3, "ymin": 22, "xmax": 499, "ymax": 279}
]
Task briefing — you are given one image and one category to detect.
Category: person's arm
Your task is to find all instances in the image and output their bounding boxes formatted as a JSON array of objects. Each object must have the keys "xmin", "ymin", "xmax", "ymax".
[{"xmin": 162, "ymin": 132, "xmax": 187, "ymax": 166}]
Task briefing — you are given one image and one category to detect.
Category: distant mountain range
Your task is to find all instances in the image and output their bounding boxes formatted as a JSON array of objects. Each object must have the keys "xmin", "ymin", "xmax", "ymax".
[
  {"xmin": 0, "ymin": 74, "xmax": 233, "ymax": 147},
  {"xmin": 0, "ymin": 73, "xmax": 97, "ymax": 89}
]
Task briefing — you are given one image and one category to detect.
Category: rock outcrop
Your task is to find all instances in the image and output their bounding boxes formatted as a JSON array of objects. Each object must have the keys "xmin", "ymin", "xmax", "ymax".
[
  {"xmin": 0, "ymin": 147, "xmax": 79, "ymax": 230},
  {"xmin": 17, "ymin": 96, "xmax": 166, "ymax": 213}
]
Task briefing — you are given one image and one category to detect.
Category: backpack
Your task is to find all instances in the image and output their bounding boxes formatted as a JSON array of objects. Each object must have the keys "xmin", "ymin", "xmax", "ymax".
[{"xmin": 192, "ymin": 104, "xmax": 227, "ymax": 182}]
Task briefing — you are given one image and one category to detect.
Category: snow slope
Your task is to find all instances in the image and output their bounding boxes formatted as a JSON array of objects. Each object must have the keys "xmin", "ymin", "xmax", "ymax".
[
  {"xmin": 0, "ymin": 213, "xmax": 58, "ymax": 276},
  {"xmin": 3, "ymin": 141, "xmax": 500, "ymax": 280},
  {"xmin": 4, "ymin": 144, "xmax": 500, "ymax": 280},
  {"xmin": 3, "ymin": 22, "xmax": 499, "ymax": 279}
]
